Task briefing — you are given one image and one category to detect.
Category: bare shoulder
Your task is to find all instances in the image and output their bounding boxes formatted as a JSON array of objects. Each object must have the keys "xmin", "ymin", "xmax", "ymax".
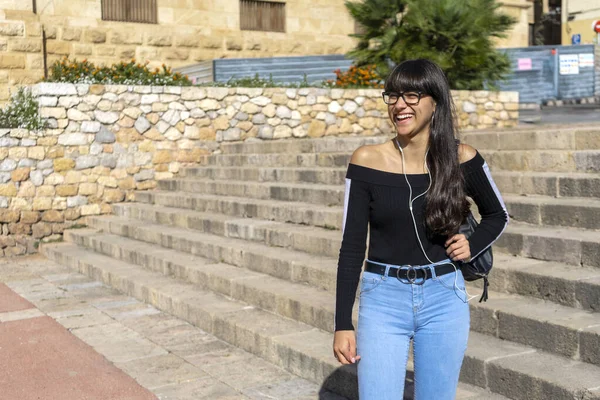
[
  {"xmin": 458, "ymin": 143, "xmax": 477, "ymax": 163},
  {"xmin": 350, "ymin": 144, "xmax": 382, "ymax": 168}
]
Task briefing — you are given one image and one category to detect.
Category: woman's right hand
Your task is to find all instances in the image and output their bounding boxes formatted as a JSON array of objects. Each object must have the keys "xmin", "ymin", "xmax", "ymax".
[{"xmin": 333, "ymin": 330, "xmax": 361, "ymax": 364}]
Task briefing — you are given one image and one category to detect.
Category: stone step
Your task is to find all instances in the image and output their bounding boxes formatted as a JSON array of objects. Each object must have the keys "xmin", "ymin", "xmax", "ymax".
[
  {"xmin": 84, "ymin": 214, "xmax": 340, "ymax": 293},
  {"xmin": 156, "ymin": 178, "xmax": 345, "ymax": 206},
  {"xmin": 216, "ymin": 126, "xmax": 600, "ymax": 155},
  {"xmin": 199, "ymin": 152, "xmax": 353, "ymax": 168},
  {"xmin": 219, "ymin": 135, "xmax": 388, "ymax": 154},
  {"xmin": 199, "ymin": 149, "xmax": 600, "ymax": 173},
  {"xmin": 63, "ymin": 229, "xmax": 343, "ymax": 333},
  {"xmin": 183, "ymin": 166, "xmax": 600, "ymax": 197},
  {"xmin": 461, "ymin": 126, "xmax": 600, "ymax": 151},
  {"xmin": 504, "ymin": 195, "xmax": 600, "ymax": 229},
  {"xmin": 181, "ymin": 165, "xmax": 348, "ymax": 185},
  {"xmin": 133, "ymin": 190, "xmax": 344, "ymax": 230},
  {"xmin": 486, "ymin": 253, "xmax": 600, "ymax": 313},
  {"xmin": 64, "ymin": 228, "xmax": 600, "ymax": 368},
  {"xmin": 135, "ymin": 187, "xmax": 600, "ymax": 269},
  {"xmin": 40, "ymin": 243, "xmax": 600, "ymax": 400},
  {"xmin": 151, "ymin": 175, "xmax": 600, "ymax": 230},
  {"xmin": 122, "ymin": 198, "xmax": 600, "ymax": 311},
  {"xmin": 492, "ymin": 171, "xmax": 600, "ymax": 198},
  {"xmin": 480, "ymin": 149, "xmax": 600, "ymax": 173},
  {"xmin": 112, "ymin": 202, "xmax": 342, "ymax": 258},
  {"xmin": 495, "ymin": 221, "xmax": 600, "ymax": 268}
]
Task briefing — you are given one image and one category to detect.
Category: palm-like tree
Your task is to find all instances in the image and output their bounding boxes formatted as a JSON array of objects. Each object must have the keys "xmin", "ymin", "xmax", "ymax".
[{"xmin": 345, "ymin": 0, "xmax": 516, "ymax": 90}]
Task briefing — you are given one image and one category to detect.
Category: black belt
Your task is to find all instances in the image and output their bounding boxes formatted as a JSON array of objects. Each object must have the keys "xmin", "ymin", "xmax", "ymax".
[{"xmin": 365, "ymin": 260, "xmax": 457, "ymax": 284}]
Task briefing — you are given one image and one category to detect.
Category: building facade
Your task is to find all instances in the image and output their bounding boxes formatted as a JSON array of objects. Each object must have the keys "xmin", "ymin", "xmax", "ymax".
[
  {"xmin": 562, "ymin": 0, "xmax": 600, "ymax": 45},
  {"xmin": 0, "ymin": 0, "xmax": 533, "ymax": 103}
]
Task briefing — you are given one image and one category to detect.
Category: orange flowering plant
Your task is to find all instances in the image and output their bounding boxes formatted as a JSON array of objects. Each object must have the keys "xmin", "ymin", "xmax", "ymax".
[
  {"xmin": 47, "ymin": 57, "xmax": 191, "ymax": 86},
  {"xmin": 325, "ymin": 64, "xmax": 384, "ymax": 88}
]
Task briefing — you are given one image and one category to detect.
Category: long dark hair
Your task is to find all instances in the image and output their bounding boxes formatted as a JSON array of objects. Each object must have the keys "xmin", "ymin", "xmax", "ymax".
[{"xmin": 384, "ymin": 59, "xmax": 469, "ymax": 237}]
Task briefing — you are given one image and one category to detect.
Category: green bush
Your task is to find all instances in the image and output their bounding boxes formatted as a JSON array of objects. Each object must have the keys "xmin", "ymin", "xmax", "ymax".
[
  {"xmin": 203, "ymin": 73, "xmax": 316, "ymax": 88},
  {"xmin": 47, "ymin": 57, "xmax": 192, "ymax": 86},
  {"xmin": 0, "ymin": 87, "xmax": 46, "ymax": 130},
  {"xmin": 346, "ymin": 0, "xmax": 516, "ymax": 90}
]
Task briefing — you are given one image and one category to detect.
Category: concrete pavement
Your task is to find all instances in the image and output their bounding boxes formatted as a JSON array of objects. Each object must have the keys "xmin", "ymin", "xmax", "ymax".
[{"xmin": 0, "ymin": 255, "xmax": 342, "ymax": 400}]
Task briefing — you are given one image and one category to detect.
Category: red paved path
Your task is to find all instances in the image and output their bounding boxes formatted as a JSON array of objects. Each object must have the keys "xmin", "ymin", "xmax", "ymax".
[{"xmin": 0, "ymin": 286, "xmax": 158, "ymax": 400}]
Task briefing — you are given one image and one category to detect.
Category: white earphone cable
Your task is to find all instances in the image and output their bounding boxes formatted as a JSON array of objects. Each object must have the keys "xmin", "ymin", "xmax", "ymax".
[{"xmin": 394, "ymin": 137, "xmax": 476, "ymax": 302}]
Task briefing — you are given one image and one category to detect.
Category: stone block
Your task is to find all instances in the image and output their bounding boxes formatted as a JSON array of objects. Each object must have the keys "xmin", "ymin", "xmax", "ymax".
[
  {"xmin": 56, "ymin": 184, "xmax": 79, "ymax": 197},
  {"xmin": 95, "ymin": 110, "xmax": 119, "ymax": 124},
  {"xmin": 54, "ymin": 158, "xmax": 76, "ymax": 172},
  {"xmin": 61, "ymin": 27, "xmax": 82, "ymax": 41},
  {"xmin": 147, "ymin": 34, "xmax": 172, "ymax": 47},
  {"xmin": 46, "ymin": 146, "xmax": 64, "ymax": 159},
  {"xmin": 0, "ymin": 22, "xmax": 24, "ymax": 37},
  {"xmin": 84, "ymin": 29, "xmax": 107, "ymax": 43},
  {"xmin": 32, "ymin": 221, "xmax": 52, "ymax": 238},
  {"xmin": 111, "ymin": 31, "xmax": 143, "ymax": 45},
  {"xmin": 95, "ymin": 126, "xmax": 116, "ymax": 144},
  {"xmin": 46, "ymin": 40, "xmax": 71, "ymax": 55},
  {"xmin": 8, "ymin": 223, "xmax": 31, "ymax": 235},
  {"xmin": 0, "ymin": 54, "xmax": 26, "ymax": 69},
  {"xmin": 58, "ymin": 133, "xmax": 89, "ymax": 146},
  {"xmin": 0, "ymin": 210, "xmax": 19, "ymax": 223},
  {"xmin": 42, "ymin": 210, "xmax": 64, "ymax": 222},
  {"xmin": 575, "ymin": 130, "xmax": 600, "ymax": 150},
  {"xmin": 9, "ymin": 38, "xmax": 42, "ymax": 53},
  {"xmin": 33, "ymin": 82, "xmax": 77, "ymax": 96},
  {"xmin": 32, "ymin": 197, "xmax": 52, "ymax": 211},
  {"xmin": 20, "ymin": 211, "xmax": 40, "ymax": 224},
  {"xmin": 73, "ymin": 43, "xmax": 93, "ymax": 56},
  {"xmin": 10, "ymin": 167, "xmax": 30, "ymax": 182},
  {"xmin": 0, "ymin": 183, "xmax": 17, "ymax": 197}
]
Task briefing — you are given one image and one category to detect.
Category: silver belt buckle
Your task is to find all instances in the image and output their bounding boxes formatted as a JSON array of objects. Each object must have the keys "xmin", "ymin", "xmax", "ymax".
[{"xmin": 397, "ymin": 266, "xmax": 426, "ymax": 285}]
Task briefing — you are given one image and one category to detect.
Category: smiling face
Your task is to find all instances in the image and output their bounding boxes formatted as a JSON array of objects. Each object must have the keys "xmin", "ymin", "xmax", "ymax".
[{"xmin": 386, "ymin": 91, "xmax": 436, "ymax": 139}]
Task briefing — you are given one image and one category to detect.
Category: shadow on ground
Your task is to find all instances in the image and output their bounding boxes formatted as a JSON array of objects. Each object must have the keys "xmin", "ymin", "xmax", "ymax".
[{"xmin": 320, "ymin": 364, "xmax": 415, "ymax": 399}]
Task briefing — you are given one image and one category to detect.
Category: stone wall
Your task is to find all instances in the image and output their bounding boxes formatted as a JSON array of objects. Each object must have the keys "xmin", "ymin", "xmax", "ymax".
[{"xmin": 0, "ymin": 83, "xmax": 518, "ymax": 256}]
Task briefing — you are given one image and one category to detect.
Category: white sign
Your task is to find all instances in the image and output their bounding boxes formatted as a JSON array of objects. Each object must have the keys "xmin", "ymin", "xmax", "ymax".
[
  {"xmin": 579, "ymin": 53, "xmax": 594, "ymax": 68},
  {"xmin": 560, "ymin": 54, "xmax": 580, "ymax": 75}
]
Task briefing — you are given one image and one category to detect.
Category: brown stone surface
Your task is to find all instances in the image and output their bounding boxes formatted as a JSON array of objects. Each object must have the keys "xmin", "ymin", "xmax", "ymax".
[
  {"xmin": 0, "ymin": 316, "xmax": 157, "ymax": 400},
  {"xmin": 0, "ymin": 283, "xmax": 34, "ymax": 313}
]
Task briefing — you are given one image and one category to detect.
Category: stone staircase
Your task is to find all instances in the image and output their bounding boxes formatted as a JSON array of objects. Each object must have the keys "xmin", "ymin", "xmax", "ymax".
[{"xmin": 40, "ymin": 125, "xmax": 600, "ymax": 400}]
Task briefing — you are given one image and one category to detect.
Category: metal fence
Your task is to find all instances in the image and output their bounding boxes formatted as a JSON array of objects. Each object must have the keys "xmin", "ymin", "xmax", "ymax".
[
  {"xmin": 498, "ymin": 45, "xmax": 597, "ymax": 104},
  {"xmin": 212, "ymin": 54, "xmax": 353, "ymax": 85},
  {"xmin": 176, "ymin": 45, "xmax": 598, "ymax": 104}
]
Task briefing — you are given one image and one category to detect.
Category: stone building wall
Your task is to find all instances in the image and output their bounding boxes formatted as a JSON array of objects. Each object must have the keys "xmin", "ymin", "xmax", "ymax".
[
  {"xmin": 0, "ymin": 0, "xmax": 533, "ymax": 102},
  {"xmin": 0, "ymin": 82, "xmax": 518, "ymax": 256},
  {"xmin": 0, "ymin": 10, "xmax": 44, "ymax": 102}
]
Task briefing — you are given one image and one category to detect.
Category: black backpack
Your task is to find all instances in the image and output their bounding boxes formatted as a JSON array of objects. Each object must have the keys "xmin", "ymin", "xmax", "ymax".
[{"xmin": 458, "ymin": 212, "xmax": 492, "ymax": 303}]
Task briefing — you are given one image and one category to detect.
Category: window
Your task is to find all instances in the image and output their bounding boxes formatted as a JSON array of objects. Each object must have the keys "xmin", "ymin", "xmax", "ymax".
[
  {"xmin": 240, "ymin": 0, "xmax": 286, "ymax": 33},
  {"xmin": 101, "ymin": 0, "xmax": 157, "ymax": 24}
]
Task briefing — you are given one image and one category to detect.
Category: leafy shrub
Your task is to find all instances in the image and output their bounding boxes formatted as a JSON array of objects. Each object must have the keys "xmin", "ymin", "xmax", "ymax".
[
  {"xmin": 0, "ymin": 88, "xmax": 46, "ymax": 130},
  {"xmin": 47, "ymin": 57, "xmax": 192, "ymax": 86},
  {"xmin": 204, "ymin": 73, "xmax": 315, "ymax": 88},
  {"xmin": 326, "ymin": 64, "xmax": 383, "ymax": 88}
]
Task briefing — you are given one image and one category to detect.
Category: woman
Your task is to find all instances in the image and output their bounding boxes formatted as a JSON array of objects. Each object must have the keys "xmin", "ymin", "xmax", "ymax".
[{"xmin": 333, "ymin": 59, "xmax": 509, "ymax": 399}]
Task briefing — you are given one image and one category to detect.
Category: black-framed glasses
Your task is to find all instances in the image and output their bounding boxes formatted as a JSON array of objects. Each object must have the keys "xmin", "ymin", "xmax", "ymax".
[{"xmin": 382, "ymin": 91, "xmax": 424, "ymax": 106}]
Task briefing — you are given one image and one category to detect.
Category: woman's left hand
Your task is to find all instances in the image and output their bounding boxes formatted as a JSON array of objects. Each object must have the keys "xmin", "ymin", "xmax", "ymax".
[{"xmin": 445, "ymin": 234, "xmax": 471, "ymax": 262}]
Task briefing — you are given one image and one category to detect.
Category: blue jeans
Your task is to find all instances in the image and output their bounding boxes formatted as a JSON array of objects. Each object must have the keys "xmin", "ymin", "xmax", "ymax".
[{"xmin": 357, "ymin": 259, "xmax": 470, "ymax": 400}]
